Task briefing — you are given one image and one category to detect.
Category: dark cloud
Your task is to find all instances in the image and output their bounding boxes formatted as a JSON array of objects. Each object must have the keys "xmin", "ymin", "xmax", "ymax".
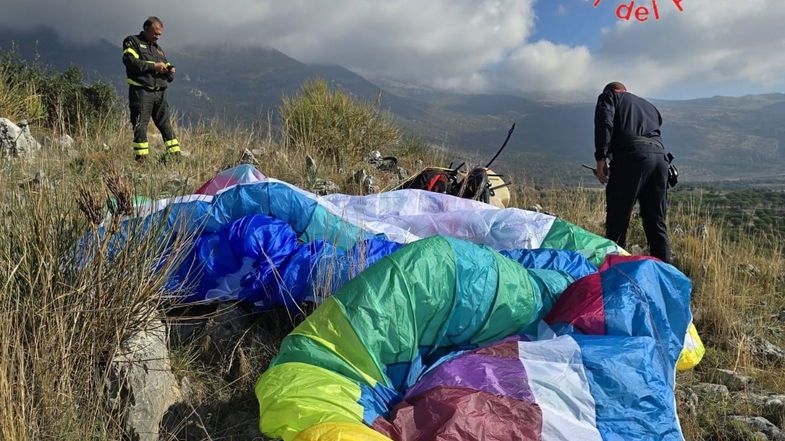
[{"xmin": 2, "ymin": 0, "xmax": 783, "ymax": 97}]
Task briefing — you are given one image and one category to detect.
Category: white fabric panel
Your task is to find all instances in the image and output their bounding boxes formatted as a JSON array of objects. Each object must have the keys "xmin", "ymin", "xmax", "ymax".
[
  {"xmin": 518, "ymin": 336, "xmax": 604, "ymax": 441},
  {"xmin": 122, "ymin": 177, "xmax": 557, "ymax": 251},
  {"xmin": 320, "ymin": 188, "xmax": 556, "ymax": 250}
]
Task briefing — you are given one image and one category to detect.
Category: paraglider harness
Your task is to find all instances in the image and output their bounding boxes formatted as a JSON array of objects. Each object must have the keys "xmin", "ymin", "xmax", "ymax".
[{"xmin": 395, "ymin": 124, "xmax": 515, "ymax": 205}]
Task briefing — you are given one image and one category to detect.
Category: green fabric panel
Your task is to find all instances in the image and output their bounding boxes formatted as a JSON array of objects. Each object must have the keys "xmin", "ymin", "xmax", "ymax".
[
  {"xmin": 335, "ymin": 236, "xmax": 457, "ymax": 365},
  {"xmin": 540, "ymin": 218, "xmax": 622, "ymax": 266},
  {"xmin": 256, "ymin": 362, "xmax": 363, "ymax": 441},
  {"xmin": 520, "ymin": 269, "xmax": 575, "ymax": 335},
  {"xmin": 433, "ymin": 237, "xmax": 500, "ymax": 347},
  {"xmin": 271, "ymin": 297, "xmax": 385, "ymax": 386},
  {"xmin": 470, "ymin": 252, "xmax": 540, "ymax": 346},
  {"xmin": 301, "ymin": 205, "xmax": 365, "ymax": 250}
]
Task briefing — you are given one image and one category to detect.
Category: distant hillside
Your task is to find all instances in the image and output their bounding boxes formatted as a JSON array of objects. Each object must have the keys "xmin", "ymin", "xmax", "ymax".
[{"xmin": 3, "ymin": 26, "xmax": 785, "ymax": 185}]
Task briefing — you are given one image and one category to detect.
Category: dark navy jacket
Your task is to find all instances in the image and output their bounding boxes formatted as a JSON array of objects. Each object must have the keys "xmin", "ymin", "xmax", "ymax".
[
  {"xmin": 594, "ymin": 90, "xmax": 663, "ymax": 161},
  {"xmin": 122, "ymin": 33, "xmax": 174, "ymax": 90}
]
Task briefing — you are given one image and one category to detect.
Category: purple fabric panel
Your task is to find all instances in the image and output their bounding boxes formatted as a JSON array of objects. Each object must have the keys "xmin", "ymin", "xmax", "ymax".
[{"xmin": 404, "ymin": 352, "xmax": 534, "ymax": 402}]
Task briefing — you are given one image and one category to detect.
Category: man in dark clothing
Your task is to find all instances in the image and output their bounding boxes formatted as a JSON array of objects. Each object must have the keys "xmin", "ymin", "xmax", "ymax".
[
  {"xmin": 122, "ymin": 16, "xmax": 181, "ymax": 161},
  {"xmin": 594, "ymin": 81, "xmax": 672, "ymax": 263}
]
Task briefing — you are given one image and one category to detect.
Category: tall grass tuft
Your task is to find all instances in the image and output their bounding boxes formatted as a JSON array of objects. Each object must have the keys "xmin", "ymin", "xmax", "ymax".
[
  {"xmin": 0, "ymin": 166, "xmax": 194, "ymax": 439},
  {"xmin": 280, "ymin": 78, "xmax": 401, "ymax": 168}
]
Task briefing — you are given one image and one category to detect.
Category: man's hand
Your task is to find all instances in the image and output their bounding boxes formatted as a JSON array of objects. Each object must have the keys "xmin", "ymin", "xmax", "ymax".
[
  {"xmin": 154, "ymin": 62, "xmax": 168, "ymax": 73},
  {"xmin": 167, "ymin": 66, "xmax": 176, "ymax": 75},
  {"xmin": 595, "ymin": 159, "xmax": 609, "ymax": 185}
]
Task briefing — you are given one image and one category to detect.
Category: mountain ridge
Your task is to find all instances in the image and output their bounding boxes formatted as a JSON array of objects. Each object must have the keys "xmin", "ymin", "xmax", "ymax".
[{"xmin": 3, "ymin": 26, "xmax": 785, "ymax": 185}]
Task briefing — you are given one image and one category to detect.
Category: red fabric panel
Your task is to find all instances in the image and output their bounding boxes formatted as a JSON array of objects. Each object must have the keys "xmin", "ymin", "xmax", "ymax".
[
  {"xmin": 472, "ymin": 339, "xmax": 520, "ymax": 359},
  {"xmin": 195, "ymin": 175, "xmax": 237, "ymax": 195},
  {"xmin": 373, "ymin": 386, "xmax": 542, "ymax": 441},
  {"xmin": 599, "ymin": 254, "xmax": 659, "ymax": 271},
  {"xmin": 544, "ymin": 273, "xmax": 606, "ymax": 335}
]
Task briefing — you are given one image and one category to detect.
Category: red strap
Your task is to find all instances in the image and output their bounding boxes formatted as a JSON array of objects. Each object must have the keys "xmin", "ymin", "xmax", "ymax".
[{"xmin": 426, "ymin": 174, "xmax": 447, "ymax": 191}]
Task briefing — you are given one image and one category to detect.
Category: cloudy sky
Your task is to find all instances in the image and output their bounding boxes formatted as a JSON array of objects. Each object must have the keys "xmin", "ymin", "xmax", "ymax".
[{"xmin": 2, "ymin": 0, "xmax": 784, "ymax": 100}]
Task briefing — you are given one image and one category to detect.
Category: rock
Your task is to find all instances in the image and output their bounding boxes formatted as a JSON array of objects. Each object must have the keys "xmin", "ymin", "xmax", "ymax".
[
  {"xmin": 731, "ymin": 391, "xmax": 768, "ymax": 408},
  {"xmin": 740, "ymin": 263, "xmax": 761, "ymax": 276},
  {"xmin": 352, "ymin": 169, "xmax": 368, "ymax": 185},
  {"xmin": 273, "ymin": 150, "xmax": 288, "ymax": 162},
  {"xmin": 675, "ymin": 386, "xmax": 699, "ymax": 415},
  {"xmin": 727, "ymin": 416, "xmax": 785, "ymax": 441},
  {"xmin": 396, "ymin": 166, "xmax": 409, "ymax": 180},
  {"xmin": 166, "ymin": 176, "xmax": 196, "ymax": 189},
  {"xmin": 17, "ymin": 170, "xmax": 48, "ymax": 190},
  {"xmin": 107, "ymin": 321, "xmax": 185, "ymax": 441},
  {"xmin": 206, "ymin": 303, "xmax": 253, "ymax": 341},
  {"xmin": 753, "ymin": 338, "xmax": 785, "ymax": 364},
  {"xmin": 630, "ymin": 244, "xmax": 645, "ymax": 255},
  {"xmin": 305, "ymin": 154, "xmax": 317, "ymax": 172},
  {"xmin": 377, "ymin": 157, "xmax": 398, "ymax": 172},
  {"xmin": 365, "ymin": 150, "xmax": 382, "ymax": 163},
  {"xmin": 312, "ymin": 178, "xmax": 340, "ymax": 195},
  {"xmin": 692, "ymin": 382, "xmax": 730, "ymax": 397},
  {"xmin": 362, "ymin": 175, "xmax": 376, "ymax": 193},
  {"xmin": 711, "ymin": 369, "xmax": 755, "ymax": 391},
  {"xmin": 180, "ymin": 150, "xmax": 192, "ymax": 157},
  {"xmin": 527, "ymin": 204, "xmax": 543, "ymax": 213},
  {"xmin": 240, "ymin": 148, "xmax": 258, "ymax": 165},
  {"xmin": 42, "ymin": 134, "xmax": 75, "ymax": 150},
  {"xmin": 765, "ymin": 394, "xmax": 785, "ymax": 417},
  {"xmin": 414, "ymin": 159, "xmax": 424, "ymax": 168},
  {"xmin": 0, "ymin": 118, "xmax": 41, "ymax": 157}
]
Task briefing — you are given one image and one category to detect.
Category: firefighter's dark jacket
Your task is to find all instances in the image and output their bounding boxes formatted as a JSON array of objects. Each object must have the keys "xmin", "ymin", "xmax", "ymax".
[
  {"xmin": 122, "ymin": 33, "xmax": 174, "ymax": 91},
  {"xmin": 594, "ymin": 90, "xmax": 663, "ymax": 161}
]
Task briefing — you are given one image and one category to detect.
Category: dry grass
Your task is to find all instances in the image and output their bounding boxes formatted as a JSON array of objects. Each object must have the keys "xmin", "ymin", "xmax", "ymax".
[{"xmin": 2, "ymin": 83, "xmax": 784, "ymax": 441}]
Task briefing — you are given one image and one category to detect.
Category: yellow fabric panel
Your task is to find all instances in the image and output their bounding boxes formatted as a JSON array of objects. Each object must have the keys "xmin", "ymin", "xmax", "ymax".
[
  {"xmin": 676, "ymin": 323, "xmax": 705, "ymax": 370},
  {"xmin": 293, "ymin": 422, "xmax": 393, "ymax": 441},
  {"xmin": 290, "ymin": 297, "xmax": 385, "ymax": 386},
  {"xmin": 256, "ymin": 362, "xmax": 364, "ymax": 441}
]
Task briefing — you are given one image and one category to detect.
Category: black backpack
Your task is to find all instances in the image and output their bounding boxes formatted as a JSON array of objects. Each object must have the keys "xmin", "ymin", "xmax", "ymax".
[{"xmin": 399, "ymin": 167, "xmax": 460, "ymax": 194}]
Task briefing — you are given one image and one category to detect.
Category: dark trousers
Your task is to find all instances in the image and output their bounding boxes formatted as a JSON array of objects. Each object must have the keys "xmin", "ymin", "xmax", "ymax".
[
  {"xmin": 606, "ymin": 150, "xmax": 672, "ymax": 263},
  {"xmin": 129, "ymin": 86, "xmax": 177, "ymax": 155}
]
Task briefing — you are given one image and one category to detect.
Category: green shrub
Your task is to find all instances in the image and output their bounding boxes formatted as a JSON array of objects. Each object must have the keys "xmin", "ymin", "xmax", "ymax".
[
  {"xmin": 0, "ymin": 48, "xmax": 119, "ymax": 135},
  {"xmin": 0, "ymin": 49, "xmax": 45, "ymax": 123},
  {"xmin": 280, "ymin": 78, "xmax": 400, "ymax": 167}
]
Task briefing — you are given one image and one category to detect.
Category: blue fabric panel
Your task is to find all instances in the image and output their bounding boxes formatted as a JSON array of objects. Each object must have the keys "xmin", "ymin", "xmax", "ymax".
[
  {"xmin": 301, "ymin": 205, "xmax": 370, "ymax": 250},
  {"xmin": 500, "ymin": 248, "xmax": 596, "ymax": 280},
  {"xmin": 359, "ymin": 381, "xmax": 403, "ymax": 425},
  {"xmin": 600, "ymin": 259, "xmax": 693, "ymax": 371},
  {"xmin": 574, "ymin": 334, "xmax": 683, "ymax": 441}
]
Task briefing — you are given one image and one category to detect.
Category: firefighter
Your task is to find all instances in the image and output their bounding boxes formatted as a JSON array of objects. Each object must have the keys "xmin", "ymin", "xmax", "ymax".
[
  {"xmin": 593, "ymin": 81, "xmax": 673, "ymax": 263},
  {"xmin": 122, "ymin": 16, "xmax": 181, "ymax": 161}
]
